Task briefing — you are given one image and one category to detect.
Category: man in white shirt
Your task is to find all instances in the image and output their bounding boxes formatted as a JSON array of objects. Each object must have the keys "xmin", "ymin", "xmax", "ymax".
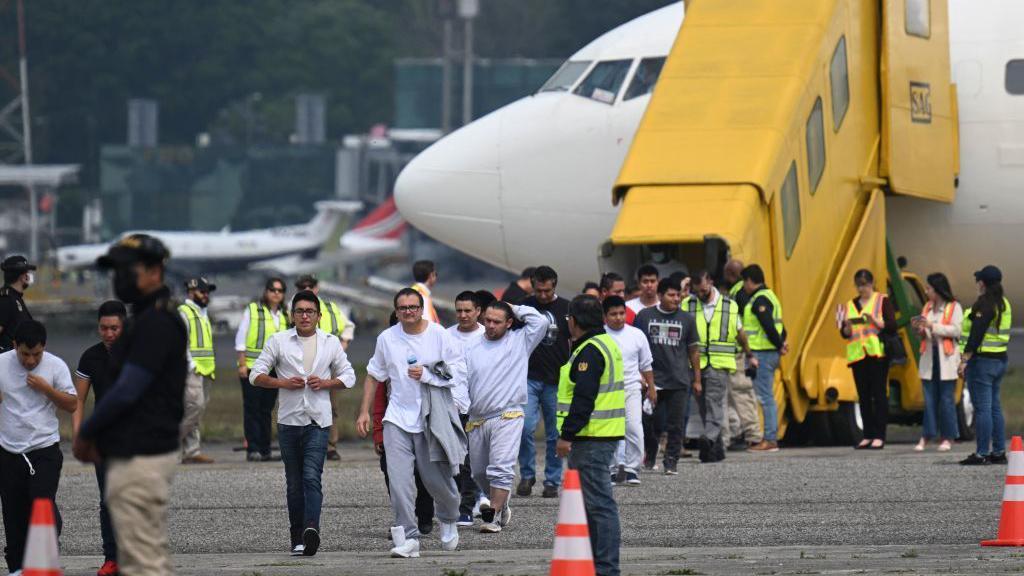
[
  {"xmin": 356, "ymin": 288, "xmax": 466, "ymax": 558},
  {"xmin": 250, "ymin": 290, "xmax": 356, "ymax": 558},
  {"xmin": 602, "ymin": 296, "xmax": 654, "ymax": 486},
  {"xmin": 625, "ymin": 264, "xmax": 660, "ymax": 318},
  {"xmin": 447, "ymin": 290, "xmax": 486, "ymax": 526},
  {"xmin": 0, "ymin": 320, "xmax": 77, "ymax": 574},
  {"xmin": 465, "ymin": 301, "xmax": 546, "ymax": 533}
]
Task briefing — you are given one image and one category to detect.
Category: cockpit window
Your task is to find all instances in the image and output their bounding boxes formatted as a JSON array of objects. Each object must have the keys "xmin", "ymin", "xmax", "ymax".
[
  {"xmin": 539, "ymin": 60, "xmax": 592, "ymax": 93},
  {"xmin": 573, "ymin": 59, "xmax": 632, "ymax": 104},
  {"xmin": 623, "ymin": 57, "xmax": 666, "ymax": 101}
]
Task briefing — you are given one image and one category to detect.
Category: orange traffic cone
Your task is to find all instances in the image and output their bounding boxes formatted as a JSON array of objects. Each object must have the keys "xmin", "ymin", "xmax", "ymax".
[
  {"xmin": 550, "ymin": 469, "xmax": 595, "ymax": 576},
  {"xmin": 982, "ymin": 435, "xmax": 1024, "ymax": 546},
  {"xmin": 22, "ymin": 498, "xmax": 62, "ymax": 575}
]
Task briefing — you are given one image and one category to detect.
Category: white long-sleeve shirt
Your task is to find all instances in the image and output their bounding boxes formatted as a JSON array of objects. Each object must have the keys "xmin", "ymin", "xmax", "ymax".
[
  {"xmin": 446, "ymin": 323, "xmax": 484, "ymax": 414},
  {"xmin": 605, "ymin": 323, "xmax": 654, "ymax": 391},
  {"xmin": 234, "ymin": 306, "xmax": 286, "ymax": 352},
  {"xmin": 248, "ymin": 328, "xmax": 356, "ymax": 427},
  {"xmin": 465, "ymin": 305, "xmax": 547, "ymax": 420}
]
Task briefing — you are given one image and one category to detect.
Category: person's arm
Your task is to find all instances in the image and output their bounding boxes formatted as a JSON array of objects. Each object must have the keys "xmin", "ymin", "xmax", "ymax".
[
  {"xmin": 880, "ymin": 297, "xmax": 897, "ymax": 335},
  {"xmin": 356, "ymin": 375, "xmax": 381, "ymax": 437},
  {"xmin": 26, "ymin": 372, "xmax": 77, "ymax": 413},
  {"xmin": 963, "ymin": 307, "xmax": 995, "ymax": 357},
  {"xmin": 372, "ymin": 379, "xmax": 388, "ymax": 448},
  {"xmin": 235, "ymin": 307, "xmax": 250, "ymax": 378},
  {"xmin": 515, "ymin": 304, "xmax": 548, "ymax": 351},
  {"xmin": 340, "ymin": 318, "xmax": 355, "ymax": 351},
  {"xmin": 558, "ymin": 344, "xmax": 606, "ymax": 442},
  {"xmin": 179, "ymin": 309, "xmax": 196, "ymax": 373},
  {"xmin": 325, "ymin": 340, "xmax": 357, "ymax": 390},
  {"xmin": 753, "ymin": 297, "xmax": 785, "ymax": 349},
  {"xmin": 686, "ymin": 317, "xmax": 703, "ymax": 395},
  {"xmin": 72, "ymin": 373, "xmax": 91, "ymax": 438},
  {"xmin": 79, "ymin": 363, "xmax": 154, "ymax": 439},
  {"xmin": 415, "ymin": 333, "xmax": 464, "ymax": 389},
  {"xmin": 250, "ymin": 337, "xmax": 303, "ymax": 390}
]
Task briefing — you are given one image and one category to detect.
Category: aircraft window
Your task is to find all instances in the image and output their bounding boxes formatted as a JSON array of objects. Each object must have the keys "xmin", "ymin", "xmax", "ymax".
[
  {"xmin": 1007, "ymin": 60, "xmax": 1024, "ymax": 95},
  {"xmin": 540, "ymin": 60, "xmax": 592, "ymax": 93},
  {"xmin": 830, "ymin": 36, "xmax": 850, "ymax": 131},
  {"xmin": 573, "ymin": 59, "xmax": 632, "ymax": 104},
  {"xmin": 781, "ymin": 162, "xmax": 801, "ymax": 259},
  {"xmin": 623, "ymin": 57, "xmax": 666, "ymax": 101},
  {"xmin": 905, "ymin": 0, "xmax": 930, "ymax": 39},
  {"xmin": 806, "ymin": 97, "xmax": 826, "ymax": 195}
]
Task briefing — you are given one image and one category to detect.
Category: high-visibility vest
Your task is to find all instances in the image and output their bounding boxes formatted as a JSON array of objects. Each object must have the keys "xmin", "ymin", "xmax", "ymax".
[
  {"xmin": 960, "ymin": 307, "xmax": 972, "ymax": 354},
  {"xmin": 179, "ymin": 302, "xmax": 216, "ymax": 378},
  {"xmin": 977, "ymin": 298, "xmax": 1013, "ymax": 354},
  {"xmin": 244, "ymin": 302, "xmax": 288, "ymax": 368},
  {"xmin": 728, "ymin": 281, "xmax": 743, "ymax": 300},
  {"xmin": 684, "ymin": 294, "xmax": 739, "ymax": 371},
  {"xmin": 556, "ymin": 333, "xmax": 626, "ymax": 439},
  {"xmin": 318, "ymin": 299, "xmax": 348, "ymax": 339},
  {"xmin": 845, "ymin": 292, "xmax": 885, "ymax": 365},
  {"xmin": 742, "ymin": 287, "xmax": 783, "ymax": 352},
  {"xmin": 920, "ymin": 301, "xmax": 956, "ymax": 357},
  {"xmin": 412, "ymin": 283, "xmax": 440, "ymax": 323}
]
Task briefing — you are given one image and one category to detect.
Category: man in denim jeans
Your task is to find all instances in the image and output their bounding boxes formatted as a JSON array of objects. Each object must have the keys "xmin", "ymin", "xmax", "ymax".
[
  {"xmin": 517, "ymin": 266, "xmax": 571, "ymax": 499},
  {"xmin": 251, "ymin": 290, "xmax": 356, "ymax": 556},
  {"xmin": 739, "ymin": 265, "xmax": 787, "ymax": 453}
]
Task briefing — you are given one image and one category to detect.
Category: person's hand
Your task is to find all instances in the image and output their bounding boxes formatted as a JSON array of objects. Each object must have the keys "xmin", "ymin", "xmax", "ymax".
[
  {"xmin": 72, "ymin": 436, "xmax": 100, "ymax": 463},
  {"xmin": 780, "ymin": 342, "xmax": 790, "ymax": 356},
  {"xmin": 693, "ymin": 379, "xmax": 702, "ymax": 396},
  {"xmin": 282, "ymin": 376, "xmax": 306, "ymax": 390},
  {"xmin": 237, "ymin": 365, "xmax": 249, "ymax": 379},
  {"xmin": 646, "ymin": 386, "xmax": 658, "ymax": 407},
  {"xmin": 748, "ymin": 355, "xmax": 760, "ymax": 370},
  {"xmin": 356, "ymin": 412, "xmax": 371, "ymax": 437},
  {"xmin": 307, "ymin": 376, "xmax": 326, "ymax": 391},
  {"xmin": 556, "ymin": 438, "xmax": 572, "ymax": 458},
  {"xmin": 26, "ymin": 373, "xmax": 50, "ymax": 393},
  {"xmin": 958, "ymin": 361, "xmax": 967, "ymax": 379},
  {"xmin": 374, "ymin": 442, "xmax": 385, "ymax": 456},
  {"xmin": 408, "ymin": 365, "xmax": 424, "ymax": 381}
]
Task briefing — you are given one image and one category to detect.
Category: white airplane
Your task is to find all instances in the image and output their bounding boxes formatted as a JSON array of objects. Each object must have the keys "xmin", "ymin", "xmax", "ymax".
[{"xmin": 394, "ymin": 0, "xmax": 1024, "ymax": 306}]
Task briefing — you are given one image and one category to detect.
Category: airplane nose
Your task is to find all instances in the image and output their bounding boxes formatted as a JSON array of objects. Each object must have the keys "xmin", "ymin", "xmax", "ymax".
[{"xmin": 394, "ymin": 111, "xmax": 508, "ymax": 269}]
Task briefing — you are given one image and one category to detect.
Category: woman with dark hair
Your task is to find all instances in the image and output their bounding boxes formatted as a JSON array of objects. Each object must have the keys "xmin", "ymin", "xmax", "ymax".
[
  {"xmin": 838, "ymin": 269, "xmax": 897, "ymax": 449},
  {"xmin": 912, "ymin": 273, "xmax": 962, "ymax": 452},
  {"xmin": 958, "ymin": 265, "xmax": 1012, "ymax": 465}
]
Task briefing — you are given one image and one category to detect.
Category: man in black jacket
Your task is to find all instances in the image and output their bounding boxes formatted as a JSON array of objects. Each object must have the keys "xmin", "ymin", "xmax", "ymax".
[{"xmin": 74, "ymin": 234, "xmax": 186, "ymax": 576}]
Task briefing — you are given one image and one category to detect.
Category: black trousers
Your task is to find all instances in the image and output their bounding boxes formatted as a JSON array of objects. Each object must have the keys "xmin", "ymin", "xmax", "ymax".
[
  {"xmin": 379, "ymin": 450, "xmax": 434, "ymax": 526},
  {"xmin": 94, "ymin": 461, "xmax": 117, "ymax": 561},
  {"xmin": 0, "ymin": 443, "xmax": 63, "ymax": 572},
  {"xmin": 852, "ymin": 357, "xmax": 890, "ymax": 441},
  {"xmin": 650, "ymin": 388, "xmax": 690, "ymax": 466},
  {"xmin": 240, "ymin": 376, "xmax": 278, "ymax": 456}
]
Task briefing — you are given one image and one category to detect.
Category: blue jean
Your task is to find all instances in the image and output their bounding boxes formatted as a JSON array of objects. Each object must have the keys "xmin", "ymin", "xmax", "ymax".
[
  {"xmin": 278, "ymin": 423, "xmax": 329, "ymax": 545},
  {"xmin": 752, "ymin": 351, "xmax": 780, "ymax": 442},
  {"xmin": 921, "ymin": 379, "xmax": 959, "ymax": 440},
  {"xmin": 568, "ymin": 441, "xmax": 620, "ymax": 576},
  {"xmin": 967, "ymin": 357, "xmax": 1007, "ymax": 456},
  {"xmin": 519, "ymin": 379, "xmax": 562, "ymax": 487}
]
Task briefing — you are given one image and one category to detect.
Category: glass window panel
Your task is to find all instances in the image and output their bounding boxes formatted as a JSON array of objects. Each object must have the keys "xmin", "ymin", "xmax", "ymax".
[
  {"xmin": 573, "ymin": 59, "xmax": 632, "ymax": 104},
  {"xmin": 1007, "ymin": 60, "xmax": 1024, "ymax": 95},
  {"xmin": 806, "ymin": 97, "xmax": 826, "ymax": 195},
  {"xmin": 539, "ymin": 60, "xmax": 592, "ymax": 93},
  {"xmin": 830, "ymin": 36, "xmax": 850, "ymax": 131},
  {"xmin": 781, "ymin": 162, "xmax": 801, "ymax": 259},
  {"xmin": 623, "ymin": 57, "xmax": 666, "ymax": 101},
  {"xmin": 905, "ymin": 0, "xmax": 930, "ymax": 38}
]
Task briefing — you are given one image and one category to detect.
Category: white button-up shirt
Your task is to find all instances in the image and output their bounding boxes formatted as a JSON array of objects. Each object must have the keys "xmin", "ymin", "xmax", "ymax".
[{"xmin": 248, "ymin": 328, "xmax": 356, "ymax": 427}]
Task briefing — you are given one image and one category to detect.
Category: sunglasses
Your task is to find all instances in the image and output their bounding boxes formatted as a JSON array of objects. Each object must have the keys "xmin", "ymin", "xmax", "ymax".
[{"xmin": 267, "ymin": 287, "xmax": 285, "ymax": 294}]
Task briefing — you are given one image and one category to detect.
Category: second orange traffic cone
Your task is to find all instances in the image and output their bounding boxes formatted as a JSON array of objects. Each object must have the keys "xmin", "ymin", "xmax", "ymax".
[
  {"xmin": 550, "ymin": 469, "xmax": 595, "ymax": 576},
  {"xmin": 22, "ymin": 498, "xmax": 62, "ymax": 576},
  {"xmin": 982, "ymin": 435, "xmax": 1024, "ymax": 546}
]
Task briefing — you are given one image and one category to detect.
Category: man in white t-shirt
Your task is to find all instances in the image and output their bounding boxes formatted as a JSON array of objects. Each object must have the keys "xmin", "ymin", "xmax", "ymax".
[
  {"xmin": 357, "ymin": 288, "xmax": 467, "ymax": 558},
  {"xmin": 602, "ymin": 296, "xmax": 654, "ymax": 486},
  {"xmin": 625, "ymin": 264, "xmax": 660, "ymax": 318},
  {"xmin": 0, "ymin": 320, "xmax": 77, "ymax": 574}
]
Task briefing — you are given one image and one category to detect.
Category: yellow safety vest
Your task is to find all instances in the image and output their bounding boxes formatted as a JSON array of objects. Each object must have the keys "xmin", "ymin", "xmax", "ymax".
[
  {"xmin": 411, "ymin": 283, "xmax": 440, "ymax": 323},
  {"xmin": 977, "ymin": 298, "xmax": 1012, "ymax": 354},
  {"xmin": 318, "ymin": 299, "xmax": 348, "ymax": 339},
  {"xmin": 684, "ymin": 295, "xmax": 739, "ymax": 371},
  {"xmin": 728, "ymin": 281, "xmax": 743, "ymax": 300},
  {"xmin": 845, "ymin": 292, "xmax": 885, "ymax": 365},
  {"xmin": 179, "ymin": 302, "xmax": 215, "ymax": 378},
  {"xmin": 556, "ymin": 333, "xmax": 626, "ymax": 439},
  {"xmin": 960, "ymin": 307, "xmax": 972, "ymax": 354},
  {"xmin": 244, "ymin": 302, "xmax": 288, "ymax": 368},
  {"xmin": 742, "ymin": 288, "xmax": 784, "ymax": 352}
]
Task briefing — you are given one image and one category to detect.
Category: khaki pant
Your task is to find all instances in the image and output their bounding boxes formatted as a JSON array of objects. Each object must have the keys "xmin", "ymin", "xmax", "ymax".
[
  {"xmin": 180, "ymin": 372, "xmax": 212, "ymax": 459},
  {"xmin": 722, "ymin": 356, "xmax": 763, "ymax": 444},
  {"xmin": 106, "ymin": 452, "xmax": 178, "ymax": 576}
]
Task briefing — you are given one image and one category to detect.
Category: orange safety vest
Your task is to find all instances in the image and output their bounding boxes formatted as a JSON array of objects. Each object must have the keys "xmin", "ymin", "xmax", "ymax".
[
  {"xmin": 845, "ymin": 292, "xmax": 885, "ymax": 365},
  {"xmin": 412, "ymin": 283, "xmax": 440, "ymax": 323},
  {"xmin": 920, "ymin": 301, "xmax": 956, "ymax": 357}
]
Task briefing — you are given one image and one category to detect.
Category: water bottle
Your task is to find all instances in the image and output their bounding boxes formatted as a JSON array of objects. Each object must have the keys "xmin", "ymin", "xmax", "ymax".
[{"xmin": 406, "ymin": 352, "xmax": 417, "ymax": 367}]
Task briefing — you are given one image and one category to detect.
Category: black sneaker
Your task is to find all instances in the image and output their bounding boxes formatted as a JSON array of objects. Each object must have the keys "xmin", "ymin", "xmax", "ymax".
[
  {"xmin": 642, "ymin": 455, "xmax": 657, "ymax": 470},
  {"xmin": 988, "ymin": 452, "xmax": 1009, "ymax": 465},
  {"xmin": 302, "ymin": 527, "xmax": 320, "ymax": 556},
  {"xmin": 614, "ymin": 465, "xmax": 627, "ymax": 485},
  {"xmin": 727, "ymin": 438, "xmax": 749, "ymax": 452},
  {"xmin": 610, "ymin": 473, "xmax": 620, "ymax": 486},
  {"xmin": 663, "ymin": 461, "xmax": 678, "ymax": 475},
  {"xmin": 326, "ymin": 448, "xmax": 341, "ymax": 461},
  {"xmin": 698, "ymin": 437, "xmax": 713, "ymax": 463},
  {"xmin": 960, "ymin": 453, "xmax": 991, "ymax": 466},
  {"xmin": 418, "ymin": 519, "xmax": 433, "ymax": 535},
  {"xmin": 246, "ymin": 452, "xmax": 261, "ymax": 462},
  {"xmin": 479, "ymin": 505, "xmax": 496, "ymax": 524},
  {"xmin": 516, "ymin": 477, "xmax": 535, "ymax": 497},
  {"xmin": 542, "ymin": 484, "xmax": 559, "ymax": 498}
]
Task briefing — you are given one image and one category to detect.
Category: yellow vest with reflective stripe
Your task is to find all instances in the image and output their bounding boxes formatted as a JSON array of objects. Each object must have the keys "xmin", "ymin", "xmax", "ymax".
[
  {"xmin": 318, "ymin": 299, "xmax": 348, "ymax": 339},
  {"xmin": 179, "ymin": 302, "xmax": 215, "ymax": 378},
  {"xmin": 960, "ymin": 307, "xmax": 972, "ymax": 354},
  {"xmin": 978, "ymin": 298, "xmax": 1012, "ymax": 354},
  {"xmin": 556, "ymin": 333, "xmax": 626, "ymax": 439},
  {"xmin": 244, "ymin": 302, "xmax": 288, "ymax": 368},
  {"xmin": 743, "ymin": 288, "xmax": 783, "ymax": 352},
  {"xmin": 684, "ymin": 295, "xmax": 739, "ymax": 371},
  {"xmin": 845, "ymin": 292, "xmax": 885, "ymax": 364},
  {"xmin": 728, "ymin": 281, "xmax": 743, "ymax": 300}
]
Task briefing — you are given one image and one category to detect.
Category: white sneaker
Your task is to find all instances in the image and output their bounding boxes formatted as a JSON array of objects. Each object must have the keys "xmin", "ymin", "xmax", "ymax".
[
  {"xmin": 938, "ymin": 440, "xmax": 953, "ymax": 452},
  {"xmin": 479, "ymin": 521, "xmax": 502, "ymax": 533},
  {"xmin": 499, "ymin": 504, "xmax": 512, "ymax": 527},
  {"xmin": 440, "ymin": 521, "xmax": 459, "ymax": 551},
  {"xmin": 390, "ymin": 538, "xmax": 420, "ymax": 558},
  {"xmin": 291, "ymin": 544, "xmax": 305, "ymax": 556}
]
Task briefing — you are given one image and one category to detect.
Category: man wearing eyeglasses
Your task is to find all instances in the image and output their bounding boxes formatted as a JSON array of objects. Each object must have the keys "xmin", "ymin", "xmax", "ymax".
[{"xmin": 250, "ymin": 290, "xmax": 356, "ymax": 558}]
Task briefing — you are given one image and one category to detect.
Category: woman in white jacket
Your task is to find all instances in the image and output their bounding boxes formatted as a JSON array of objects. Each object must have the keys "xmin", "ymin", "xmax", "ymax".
[{"xmin": 912, "ymin": 273, "xmax": 963, "ymax": 452}]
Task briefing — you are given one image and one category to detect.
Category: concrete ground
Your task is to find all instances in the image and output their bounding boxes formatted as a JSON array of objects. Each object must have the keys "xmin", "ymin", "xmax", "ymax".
[{"xmin": 35, "ymin": 437, "xmax": 1024, "ymax": 575}]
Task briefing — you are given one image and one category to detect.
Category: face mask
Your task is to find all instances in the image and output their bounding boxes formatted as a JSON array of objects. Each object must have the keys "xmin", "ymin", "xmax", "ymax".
[
  {"xmin": 113, "ymin": 267, "xmax": 142, "ymax": 303},
  {"xmin": 23, "ymin": 273, "xmax": 34, "ymax": 287}
]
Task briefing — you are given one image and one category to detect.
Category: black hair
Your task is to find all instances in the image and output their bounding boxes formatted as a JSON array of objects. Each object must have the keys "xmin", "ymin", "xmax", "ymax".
[
  {"xmin": 474, "ymin": 289, "xmax": 497, "ymax": 309},
  {"xmin": 455, "ymin": 290, "xmax": 479, "ymax": 306},
  {"xmin": 291, "ymin": 290, "xmax": 321, "ymax": 312},
  {"xmin": 261, "ymin": 277, "xmax": 288, "ymax": 311},
  {"xmin": 569, "ymin": 295, "xmax": 604, "ymax": 331},
  {"xmin": 413, "ymin": 260, "xmax": 435, "ymax": 283},
  {"xmin": 97, "ymin": 300, "xmax": 127, "ymax": 320},
  {"xmin": 531, "ymin": 265, "xmax": 558, "ymax": 287},
  {"xmin": 582, "ymin": 281, "xmax": 600, "ymax": 294},
  {"xmin": 388, "ymin": 311, "xmax": 399, "ymax": 326},
  {"xmin": 636, "ymin": 264, "xmax": 659, "ymax": 281},
  {"xmin": 14, "ymin": 320, "xmax": 46, "ymax": 348},
  {"xmin": 689, "ymin": 269, "xmax": 712, "ymax": 286},
  {"xmin": 657, "ymin": 277, "xmax": 679, "ymax": 295},
  {"xmin": 668, "ymin": 271, "xmax": 688, "ymax": 290},
  {"xmin": 394, "ymin": 287, "xmax": 424, "ymax": 308},
  {"xmin": 602, "ymin": 295, "xmax": 626, "ymax": 313},
  {"xmin": 3, "ymin": 270, "xmax": 21, "ymax": 285},
  {"xmin": 925, "ymin": 273, "xmax": 955, "ymax": 304},
  {"xmin": 485, "ymin": 300, "xmax": 515, "ymax": 321},
  {"xmin": 973, "ymin": 280, "xmax": 1007, "ymax": 319},
  {"xmin": 519, "ymin": 267, "xmax": 536, "ymax": 279},
  {"xmin": 853, "ymin": 269, "xmax": 874, "ymax": 285},
  {"xmin": 741, "ymin": 264, "xmax": 765, "ymax": 285},
  {"xmin": 599, "ymin": 272, "xmax": 624, "ymax": 292}
]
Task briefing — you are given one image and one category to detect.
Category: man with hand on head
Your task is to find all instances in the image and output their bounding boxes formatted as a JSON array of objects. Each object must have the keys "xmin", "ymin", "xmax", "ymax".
[{"xmin": 250, "ymin": 290, "xmax": 356, "ymax": 557}]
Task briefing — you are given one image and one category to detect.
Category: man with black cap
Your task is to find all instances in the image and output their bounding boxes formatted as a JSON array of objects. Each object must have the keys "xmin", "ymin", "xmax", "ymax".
[
  {"xmin": 179, "ymin": 277, "xmax": 217, "ymax": 465},
  {"xmin": 295, "ymin": 274, "xmax": 355, "ymax": 461},
  {"xmin": 0, "ymin": 255, "xmax": 36, "ymax": 353},
  {"xmin": 73, "ymin": 233, "xmax": 187, "ymax": 576}
]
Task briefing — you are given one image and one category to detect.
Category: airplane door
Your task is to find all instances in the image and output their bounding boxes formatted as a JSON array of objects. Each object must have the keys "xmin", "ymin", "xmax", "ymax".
[{"xmin": 879, "ymin": 0, "xmax": 957, "ymax": 202}]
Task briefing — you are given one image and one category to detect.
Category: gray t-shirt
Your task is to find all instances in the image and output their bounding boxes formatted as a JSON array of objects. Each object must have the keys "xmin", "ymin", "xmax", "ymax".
[{"xmin": 633, "ymin": 306, "xmax": 699, "ymax": 390}]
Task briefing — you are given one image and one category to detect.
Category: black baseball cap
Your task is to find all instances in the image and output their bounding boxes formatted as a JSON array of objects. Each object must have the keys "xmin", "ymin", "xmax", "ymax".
[
  {"xmin": 1, "ymin": 255, "xmax": 36, "ymax": 273},
  {"xmin": 974, "ymin": 265, "xmax": 1003, "ymax": 285},
  {"xmin": 96, "ymin": 234, "xmax": 170, "ymax": 269},
  {"xmin": 184, "ymin": 277, "xmax": 216, "ymax": 293},
  {"xmin": 295, "ymin": 274, "xmax": 319, "ymax": 289}
]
